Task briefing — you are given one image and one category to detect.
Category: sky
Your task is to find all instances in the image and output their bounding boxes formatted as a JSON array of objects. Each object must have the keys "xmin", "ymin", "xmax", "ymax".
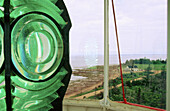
[{"xmin": 64, "ymin": 0, "xmax": 167, "ymax": 56}]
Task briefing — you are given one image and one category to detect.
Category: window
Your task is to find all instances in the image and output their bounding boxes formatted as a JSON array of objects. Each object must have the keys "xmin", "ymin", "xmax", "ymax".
[
  {"xmin": 64, "ymin": 0, "xmax": 104, "ymax": 100},
  {"xmin": 109, "ymin": 0, "xmax": 167, "ymax": 110},
  {"xmin": 64, "ymin": 0, "xmax": 167, "ymax": 110}
]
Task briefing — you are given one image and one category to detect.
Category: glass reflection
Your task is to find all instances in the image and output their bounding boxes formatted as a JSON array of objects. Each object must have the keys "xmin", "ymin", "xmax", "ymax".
[{"xmin": 0, "ymin": 25, "xmax": 3, "ymax": 70}]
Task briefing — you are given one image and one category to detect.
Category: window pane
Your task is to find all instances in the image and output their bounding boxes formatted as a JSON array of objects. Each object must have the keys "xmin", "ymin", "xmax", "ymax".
[
  {"xmin": 64, "ymin": 0, "xmax": 104, "ymax": 100},
  {"xmin": 109, "ymin": 0, "xmax": 167, "ymax": 110}
]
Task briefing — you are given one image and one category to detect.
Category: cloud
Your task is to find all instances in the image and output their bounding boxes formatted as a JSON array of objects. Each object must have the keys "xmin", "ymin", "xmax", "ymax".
[
  {"xmin": 116, "ymin": 13, "xmax": 135, "ymax": 26},
  {"xmin": 64, "ymin": 0, "xmax": 167, "ymax": 55}
]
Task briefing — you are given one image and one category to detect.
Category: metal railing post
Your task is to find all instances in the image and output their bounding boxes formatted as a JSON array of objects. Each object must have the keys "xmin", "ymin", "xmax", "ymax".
[{"xmin": 104, "ymin": 0, "xmax": 109, "ymax": 109}]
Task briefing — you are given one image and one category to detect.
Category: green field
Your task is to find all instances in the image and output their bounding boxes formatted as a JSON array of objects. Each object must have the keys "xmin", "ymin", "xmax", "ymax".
[
  {"xmin": 121, "ymin": 64, "xmax": 166, "ymax": 71},
  {"xmin": 135, "ymin": 64, "xmax": 166, "ymax": 70}
]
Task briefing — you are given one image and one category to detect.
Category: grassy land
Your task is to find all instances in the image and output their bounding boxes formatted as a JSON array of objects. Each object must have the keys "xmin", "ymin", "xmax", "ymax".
[
  {"xmin": 121, "ymin": 64, "xmax": 166, "ymax": 70},
  {"xmin": 72, "ymin": 58, "xmax": 166, "ymax": 109},
  {"xmin": 87, "ymin": 66, "xmax": 103, "ymax": 69},
  {"xmin": 88, "ymin": 71, "xmax": 166, "ymax": 109},
  {"xmin": 72, "ymin": 71, "xmax": 148, "ymax": 99},
  {"xmin": 135, "ymin": 64, "xmax": 166, "ymax": 70},
  {"xmin": 73, "ymin": 64, "xmax": 164, "ymax": 98}
]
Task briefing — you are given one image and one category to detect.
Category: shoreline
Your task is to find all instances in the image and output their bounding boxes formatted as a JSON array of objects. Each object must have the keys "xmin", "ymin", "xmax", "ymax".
[{"xmin": 65, "ymin": 65, "xmax": 119, "ymax": 98}]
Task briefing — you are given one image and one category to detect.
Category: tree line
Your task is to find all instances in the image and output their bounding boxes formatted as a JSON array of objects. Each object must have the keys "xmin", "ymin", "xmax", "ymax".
[{"xmin": 125, "ymin": 58, "xmax": 166, "ymax": 65}]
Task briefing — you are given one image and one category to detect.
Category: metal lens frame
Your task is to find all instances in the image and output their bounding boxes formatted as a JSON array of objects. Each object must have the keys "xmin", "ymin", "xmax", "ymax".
[{"xmin": 11, "ymin": 13, "xmax": 64, "ymax": 81}]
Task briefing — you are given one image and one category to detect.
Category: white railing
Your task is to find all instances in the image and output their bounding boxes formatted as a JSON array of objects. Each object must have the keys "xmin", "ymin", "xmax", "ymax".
[{"xmin": 103, "ymin": 0, "xmax": 110, "ymax": 109}]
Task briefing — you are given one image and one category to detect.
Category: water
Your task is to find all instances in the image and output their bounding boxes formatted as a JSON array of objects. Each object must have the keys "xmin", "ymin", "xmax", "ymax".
[
  {"xmin": 71, "ymin": 54, "xmax": 167, "ymax": 69},
  {"xmin": 70, "ymin": 54, "xmax": 166, "ymax": 80},
  {"xmin": 70, "ymin": 75, "xmax": 87, "ymax": 81}
]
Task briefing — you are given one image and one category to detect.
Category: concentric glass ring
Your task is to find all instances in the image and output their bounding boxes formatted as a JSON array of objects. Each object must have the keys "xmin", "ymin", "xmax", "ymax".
[
  {"xmin": 11, "ymin": 13, "xmax": 64, "ymax": 81},
  {"xmin": 0, "ymin": 25, "xmax": 4, "ymax": 70}
]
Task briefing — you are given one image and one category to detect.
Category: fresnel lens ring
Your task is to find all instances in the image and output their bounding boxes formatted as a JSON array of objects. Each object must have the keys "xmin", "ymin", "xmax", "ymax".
[
  {"xmin": 0, "ymin": 0, "xmax": 72, "ymax": 110},
  {"xmin": 11, "ymin": 13, "xmax": 64, "ymax": 81},
  {"xmin": 0, "ymin": 19, "xmax": 6, "ymax": 111}
]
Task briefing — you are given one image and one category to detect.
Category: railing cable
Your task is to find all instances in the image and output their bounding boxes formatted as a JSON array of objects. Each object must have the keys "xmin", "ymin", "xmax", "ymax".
[
  {"xmin": 111, "ymin": 1, "xmax": 166, "ymax": 111},
  {"xmin": 111, "ymin": 0, "xmax": 127, "ymax": 103}
]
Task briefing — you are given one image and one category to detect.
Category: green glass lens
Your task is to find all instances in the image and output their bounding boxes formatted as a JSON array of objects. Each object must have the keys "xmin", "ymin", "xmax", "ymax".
[
  {"xmin": 12, "ymin": 67, "xmax": 67, "ymax": 90},
  {"xmin": 0, "ymin": 0, "xmax": 4, "ymax": 7},
  {"xmin": 13, "ymin": 93, "xmax": 58, "ymax": 110},
  {"xmin": 0, "ymin": 25, "xmax": 4, "ymax": 69},
  {"xmin": 10, "ymin": 0, "xmax": 66, "ymax": 29},
  {"xmin": 0, "ymin": 88, "xmax": 6, "ymax": 110},
  {"xmin": 11, "ymin": 13, "xmax": 64, "ymax": 81}
]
